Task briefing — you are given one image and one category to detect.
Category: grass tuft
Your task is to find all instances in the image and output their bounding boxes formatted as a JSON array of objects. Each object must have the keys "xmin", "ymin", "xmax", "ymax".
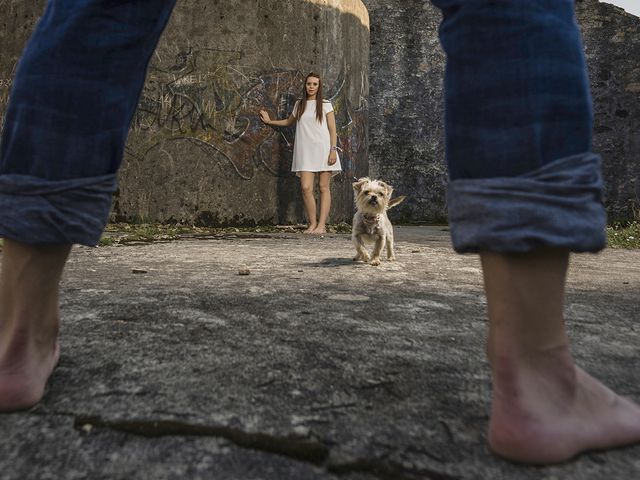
[
  {"xmin": 2, "ymin": 222, "xmax": 636, "ymax": 250},
  {"xmin": 607, "ymin": 221, "xmax": 640, "ymax": 249},
  {"xmin": 98, "ymin": 222, "xmax": 352, "ymax": 246}
]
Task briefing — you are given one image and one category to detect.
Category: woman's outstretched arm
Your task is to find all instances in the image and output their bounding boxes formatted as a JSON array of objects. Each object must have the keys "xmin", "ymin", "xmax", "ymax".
[{"xmin": 259, "ymin": 109, "xmax": 297, "ymax": 127}]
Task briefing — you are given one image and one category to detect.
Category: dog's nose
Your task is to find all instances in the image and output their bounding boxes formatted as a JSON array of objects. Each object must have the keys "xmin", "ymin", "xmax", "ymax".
[{"xmin": 369, "ymin": 196, "xmax": 378, "ymax": 204}]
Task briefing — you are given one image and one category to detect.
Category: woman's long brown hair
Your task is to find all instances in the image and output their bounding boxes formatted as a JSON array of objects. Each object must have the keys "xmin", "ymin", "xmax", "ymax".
[{"xmin": 295, "ymin": 72, "xmax": 325, "ymax": 123}]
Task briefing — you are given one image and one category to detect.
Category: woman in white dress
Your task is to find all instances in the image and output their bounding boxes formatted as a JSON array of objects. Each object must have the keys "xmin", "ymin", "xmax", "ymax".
[{"xmin": 259, "ymin": 72, "xmax": 341, "ymax": 234}]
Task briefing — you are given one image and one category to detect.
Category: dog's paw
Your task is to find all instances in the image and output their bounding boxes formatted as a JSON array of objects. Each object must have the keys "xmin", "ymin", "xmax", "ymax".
[
  {"xmin": 369, "ymin": 257, "xmax": 381, "ymax": 266},
  {"xmin": 353, "ymin": 252, "xmax": 370, "ymax": 262},
  {"xmin": 387, "ymin": 255, "xmax": 396, "ymax": 262}
]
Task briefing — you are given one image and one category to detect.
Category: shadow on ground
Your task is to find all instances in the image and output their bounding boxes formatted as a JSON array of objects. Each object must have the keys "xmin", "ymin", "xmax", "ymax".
[{"xmin": 1, "ymin": 227, "xmax": 639, "ymax": 479}]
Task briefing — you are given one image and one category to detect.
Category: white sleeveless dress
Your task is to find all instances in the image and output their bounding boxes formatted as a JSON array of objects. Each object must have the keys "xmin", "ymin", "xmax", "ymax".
[{"xmin": 291, "ymin": 100, "xmax": 341, "ymax": 176}]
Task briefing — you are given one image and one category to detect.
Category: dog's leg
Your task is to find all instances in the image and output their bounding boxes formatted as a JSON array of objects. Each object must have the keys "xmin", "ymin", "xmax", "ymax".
[
  {"xmin": 370, "ymin": 237, "xmax": 385, "ymax": 266},
  {"xmin": 386, "ymin": 234, "xmax": 396, "ymax": 261},
  {"xmin": 353, "ymin": 235, "xmax": 370, "ymax": 262}
]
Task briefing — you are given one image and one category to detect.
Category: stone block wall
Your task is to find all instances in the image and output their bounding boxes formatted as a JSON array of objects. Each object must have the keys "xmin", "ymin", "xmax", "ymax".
[
  {"xmin": 363, "ymin": 0, "xmax": 640, "ymax": 223},
  {"xmin": 361, "ymin": 0, "xmax": 446, "ymax": 223},
  {"xmin": 577, "ymin": 0, "xmax": 640, "ymax": 221}
]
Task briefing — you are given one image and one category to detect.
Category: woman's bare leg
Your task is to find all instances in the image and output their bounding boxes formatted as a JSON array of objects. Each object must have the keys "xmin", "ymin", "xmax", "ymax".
[
  {"xmin": 299, "ymin": 172, "xmax": 318, "ymax": 234},
  {"xmin": 481, "ymin": 249, "xmax": 640, "ymax": 464},
  {"xmin": 313, "ymin": 171, "xmax": 332, "ymax": 234},
  {"xmin": 0, "ymin": 239, "xmax": 71, "ymax": 411}
]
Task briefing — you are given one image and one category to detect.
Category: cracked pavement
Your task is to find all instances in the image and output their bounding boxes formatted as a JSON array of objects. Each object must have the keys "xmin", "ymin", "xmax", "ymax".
[{"xmin": 1, "ymin": 226, "xmax": 639, "ymax": 479}]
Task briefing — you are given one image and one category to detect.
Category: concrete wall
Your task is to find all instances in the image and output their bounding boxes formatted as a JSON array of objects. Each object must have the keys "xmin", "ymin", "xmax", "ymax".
[
  {"xmin": 577, "ymin": 0, "xmax": 640, "ymax": 221},
  {"xmin": 360, "ymin": 0, "xmax": 446, "ymax": 223},
  {"xmin": 362, "ymin": 0, "xmax": 640, "ymax": 223},
  {"xmin": 0, "ymin": 1, "xmax": 44, "ymax": 127},
  {"xmin": 2, "ymin": 0, "xmax": 639, "ymax": 225},
  {"xmin": 0, "ymin": 0, "xmax": 370, "ymax": 226},
  {"xmin": 116, "ymin": 0, "xmax": 370, "ymax": 226}
]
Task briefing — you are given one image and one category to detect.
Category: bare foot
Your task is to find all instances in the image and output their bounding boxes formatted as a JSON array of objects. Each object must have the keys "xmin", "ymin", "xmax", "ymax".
[
  {"xmin": 311, "ymin": 225, "xmax": 327, "ymax": 235},
  {"xmin": 0, "ymin": 338, "xmax": 61, "ymax": 411},
  {"xmin": 303, "ymin": 224, "xmax": 317, "ymax": 234},
  {"xmin": 488, "ymin": 349, "xmax": 640, "ymax": 464},
  {"xmin": 0, "ymin": 240, "xmax": 70, "ymax": 411}
]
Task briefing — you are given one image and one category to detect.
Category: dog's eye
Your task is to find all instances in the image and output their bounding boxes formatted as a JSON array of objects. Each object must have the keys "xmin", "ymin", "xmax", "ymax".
[{"xmin": 364, "ymin": 190, "xmax": 370, "ymax": 195}]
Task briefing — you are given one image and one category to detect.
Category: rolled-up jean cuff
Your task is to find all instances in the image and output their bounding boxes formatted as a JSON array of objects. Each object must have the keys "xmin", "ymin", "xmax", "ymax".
[
  {"xmin": 0, "ymin": 173, "xmax": 117, "ymax": 246},
  {"xmin": 446, "ymin": 153, "xmax": 607, "ymax": 254}
]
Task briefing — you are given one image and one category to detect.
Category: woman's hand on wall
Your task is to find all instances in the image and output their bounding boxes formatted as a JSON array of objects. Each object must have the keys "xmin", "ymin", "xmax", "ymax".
[{"xmin": 259, "ymin": 110, "xmax": 271, "ymax": 125}]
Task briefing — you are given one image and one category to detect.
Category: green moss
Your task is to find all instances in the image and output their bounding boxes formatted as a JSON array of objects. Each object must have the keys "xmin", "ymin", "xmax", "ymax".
[
  {"xmin": 98, "ymin": 222, "xmax": 353, "ymax": 246},
  {"xmin": 97, "ymin": 236, "xmax": 118, "ymax": 247},
  {"xmin": 95, "ymin": 221, "xmax": 637, "ymax": 250},
  {"xmin": 607, "ymin": 221, "xmax": 640, "ymax": 249}
]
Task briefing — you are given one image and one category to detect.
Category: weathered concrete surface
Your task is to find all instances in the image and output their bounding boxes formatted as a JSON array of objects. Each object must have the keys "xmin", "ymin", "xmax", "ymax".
[
  {"xmin": 0, "ymin": 0, "xmax": 369, "ymax": 226},
  {"xmin": 1, "ymin": 227, "xmax": 639, "ymax": 479},
  {"xmin": 0, "ymin": 1, "xmax": 45, "ymax": 127},
  {"xmin": 362, "ymin": 0, "xmax": 447, "ymax": 223},
  {"xmin": 363, "ymin": 0, "xmax": 640, "ymax": 223},
  {"xmin": 115, "ymin": 0, "xmax": 370, "ymax": 226},
  {"xmin": 1, "ymin": 0, "xmax": 639, "ymax": 223},
  {"xmin": 577, "ymin": 0, "xmax": 640, "ymax": 221}
]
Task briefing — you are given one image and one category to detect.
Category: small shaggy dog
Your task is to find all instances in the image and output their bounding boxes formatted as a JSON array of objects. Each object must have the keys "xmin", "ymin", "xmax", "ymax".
[{"xmin": 352, "ymin": 177, "xmax": 406, "ymax": 266}]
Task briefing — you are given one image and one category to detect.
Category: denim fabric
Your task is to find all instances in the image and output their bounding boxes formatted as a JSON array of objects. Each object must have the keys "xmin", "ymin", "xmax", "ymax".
[
  {"xmin": 447, "ymin": 153, "xmax": 606, "ymax": 253},
  {"xmin": 432, "ymin": 0, "xmax": 593, "ymax": 180},
  {"xmin": 0, "ymin": 174, "xmax": 116, "ymax": 245},
  {"xmin": 431, "ymin": 0, "xmax": 606, "ymax": 253},
  {"xmin": 0, "ymin": 0, "xmax": 176, "ymax": 245}
]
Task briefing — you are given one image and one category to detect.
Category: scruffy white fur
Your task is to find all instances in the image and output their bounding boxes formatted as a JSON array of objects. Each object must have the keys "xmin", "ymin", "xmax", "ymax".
[{"xmin": 352, "ymin": 177, "xmax": 406, "ymax": 266}]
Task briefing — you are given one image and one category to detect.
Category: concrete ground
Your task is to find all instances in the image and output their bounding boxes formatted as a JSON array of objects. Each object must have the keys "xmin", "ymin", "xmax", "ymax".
[{"xmin": 1, "ymin": 226, "xmax": 639, "ymax": 480}]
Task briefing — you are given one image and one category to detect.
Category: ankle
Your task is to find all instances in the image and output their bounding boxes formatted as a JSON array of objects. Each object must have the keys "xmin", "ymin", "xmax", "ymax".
[
  {"xmin": 0, "ymin": 318, "xmax": 59, "ymax": 363},
  {"xmin": 489, "ymin": 344, "xmax": 577, "ymax": 393},
  {"xmin": 488, "ymin": 328, "xmax": 573, "ymax": 370}
]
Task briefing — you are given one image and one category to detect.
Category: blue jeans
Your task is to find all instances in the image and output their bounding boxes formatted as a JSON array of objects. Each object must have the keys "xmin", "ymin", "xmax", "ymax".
[
  {"xmin": 0, "ymin": 0, "xmax": 176, "ymax": 245},
  {"xmin": 0, "ymin": 0, "xmax": 606, "ymax": 253},
  {"xmin": 431, "ymin": 0, "xmax": 606, "ymax": 253}
]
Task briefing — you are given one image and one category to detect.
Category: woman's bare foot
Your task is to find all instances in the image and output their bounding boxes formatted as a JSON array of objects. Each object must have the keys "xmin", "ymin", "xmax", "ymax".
[
  {"xmin": 303, "ymin": 224, "xmax": 318, "ymax": 234},
  {"xmin": 311, "ymin": 225, "xmax": 327, "ymax": 235},
  {"xmin": 0, "ymin": 240, "xmax": 70, "ymax": 412},
  {"xmin": 488, "ymin": 348, "xmax": 640, "ymax": 464}
]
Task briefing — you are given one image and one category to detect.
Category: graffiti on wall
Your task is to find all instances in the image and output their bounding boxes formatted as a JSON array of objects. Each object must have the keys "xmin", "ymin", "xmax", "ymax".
[
  {"xmin": 0, "ymin": 89, "xmax": 9, "ymax": 130},
  {"xmin": 127, "ymin": 47, "xmax": 367, "ymax": 179},
  {"xmin": 0, "ymin": 61, "xmax": 18, "ymax": 130}
]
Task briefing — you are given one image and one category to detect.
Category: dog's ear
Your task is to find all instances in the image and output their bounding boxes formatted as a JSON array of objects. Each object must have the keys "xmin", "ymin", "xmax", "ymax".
[
  {"xmin": 378, "ymin": 181, "xmax": 393, "ymax": 197},
  {"xmin": 352, "ymin": 177, "xmax": 370, "ymax": 192},
  {"xmin": 388, "ymin": 195, "xmax": 406, "ymax": 209}
]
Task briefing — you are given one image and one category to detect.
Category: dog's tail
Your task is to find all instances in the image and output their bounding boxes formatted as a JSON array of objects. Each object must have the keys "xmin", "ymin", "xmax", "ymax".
[{"xmin": 387, "ymin": 195, "xmax": 406, "ymax": 210}]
